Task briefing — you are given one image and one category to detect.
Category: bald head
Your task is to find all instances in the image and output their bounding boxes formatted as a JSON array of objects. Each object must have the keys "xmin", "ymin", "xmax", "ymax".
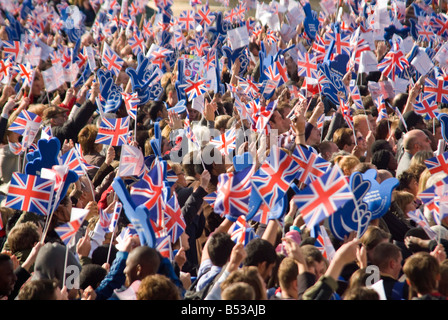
[
  {"xmin": 124, "ymin": 246, "xmax": 161, "ymax": 287},
  {"xmin": 402, "ymin": 129, "xmax": 432, "ymax": 155}
]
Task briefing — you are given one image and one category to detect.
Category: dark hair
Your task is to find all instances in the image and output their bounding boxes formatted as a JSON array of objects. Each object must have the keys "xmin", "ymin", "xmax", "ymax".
[
  {"xmin": 372, "ymin": 149, "xmax": 393, "ymax": 170},
  {"xmin": 148, "ymin": 101, "xmax": 165, "ymax": 121},
  {"xmin": 92, "ymin": 244, "xmax": 117, "ymax": 266},
  {"xmin": 79, "ymin": 264, "xmax": 107, "ymax": 290},
  {"xmin": 243, "ymin": 238, "xmax": 277, "ymax": 267},
  {"xmin": 207, "ymin": 232, "xmax": 235, "ymax": 267}
]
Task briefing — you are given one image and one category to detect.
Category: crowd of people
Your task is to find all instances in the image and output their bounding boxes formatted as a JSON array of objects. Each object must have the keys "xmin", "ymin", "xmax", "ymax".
[{"xmin": 1, "ymin": 0, "xmax": 448, "ymax": 303}]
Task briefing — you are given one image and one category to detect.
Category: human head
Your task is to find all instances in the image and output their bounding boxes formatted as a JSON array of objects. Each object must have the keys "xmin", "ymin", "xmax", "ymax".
[
  {"xmin": 305, "ymin": 123, "xmax": 321, "ymax": 147},
  {"xmin": 42, "ymin": 106, "xmax": 68, "ymax": 127},
  {"xmin": 371, "ymin": 149, "xmax": 397, "ymax": 173},
  {"xmin": 402, "ymin": 129, "xmax": 432, "ymax": 155},
  {"xmin": 393, "ymin": 190, "xmax": 417, "ymax": 215},
  {"xmin": 371, "ymin": 242, "xmax": 403, "ymax": 280},
  {"xmin": 278, "ymin": 257, "xmax": 299, "ymax": 298},
  {"xmin": 221, "ymin": 282, "xmax": 256, "ymax": 300},
  {"xmin": 343, "ymin": 287, "xmax": 380, "ymax": 300},
  {"xmin": 0, "ymin": 254, "xmax": 17, "ymax": 298},
  {"xmin": 360, "ymin": 226, "xmax": 391, "ymax": 262},
  {"xmin": 438, "ymin": 260, "xmax": 448, "ymax": 297},
  {"xmin": 403, "ymin": 252, "xmax": 440, "ymax": 297},
  {"xmin": 148, "ymin": 100, "xmax": 168, "ymax": 122},
  {"xmin": 123, "ymin": 246, "xmax": 161, "ymax": 287},
  {"xmin": 207, "ymin": 232, "xmax": 235, "ymax": 268},
  {"xmin": 243, "ymin": 238, "xmax": 277, "ymax": 282},
  {"xmin": 300, "ymin": 244, "xmax": 328, "ymax": 279},
  {"xmin": 333, "ymin": 128, "xmax": 355, "ymax": 153},
  {"xmin": 7, "ymin": 221, "xmax": 40, "ymax": 256},
  {"xmin": 79, "ymin": 264, "xmax": 107, "ymax": 290},
  {"xmin": 220, "ymin": 266, "xmax": 267, "ymax": 300},
  {"xmin": 17, "ymin": 279, "xmax": 63, "ymax": 300},
  {"xmin": 136, "ymin": 274, "xmax": 180, "ymax": 300},
  {"xmin": 353, "ymin": 114, "xmax": 371, "ymax": 139},
  {"xmin": 318, "ymin": 141, "xmax": 339, "ymax": 162},
  {"xmin": 400, "ymin": 111, "xmax": 426, "ymax": 132},
  {"xmin": 397, "ymin": 171, "xmax": 419, "ymax": 198},
  {"xmin": 333, "ymin": 155, "xmax": 361, "ymax": 176},
  {"xmin": 215, "ymin": 115, "xmax": 231, "ymax": 134},
  {"xmin": 78, "ymin": 124, "xmax": 101, "ymax": 154}
]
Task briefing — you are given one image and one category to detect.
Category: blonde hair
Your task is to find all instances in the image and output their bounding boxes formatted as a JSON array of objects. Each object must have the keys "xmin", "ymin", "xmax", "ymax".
[{"xmin": 333, "ymin": 155, "xmax": 361, "ymax": 176}]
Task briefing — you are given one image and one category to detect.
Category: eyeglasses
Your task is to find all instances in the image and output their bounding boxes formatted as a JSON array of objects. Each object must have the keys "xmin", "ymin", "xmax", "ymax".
[{"xmin": 357, "ymin": 136, "xmax": 365, "ymax": 141}]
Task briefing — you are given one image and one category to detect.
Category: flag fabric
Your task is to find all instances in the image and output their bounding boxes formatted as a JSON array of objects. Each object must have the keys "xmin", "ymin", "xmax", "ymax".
[
  {"xmin": 424, "ymin": 151, "xmax": 448, "ymax": 175},
  {"xmin": 237, "ymin": 76, "xmax": 261, "ymax": 99},
  {"xmin": 16, "ymin": 63, "xmax": 34, "ymax": 86},
  {"xmin": 55, "ymin": 213, "xmax": 87, "ymax": 245},
  {"xmin": 164, "ymin": 193, "xmax": 185, "ymax": 243},
  {"xmin": 130, "ymin": 160, "xmax": 164, "ymax": 230},
  {"xmin": 296, "ymin": 51, "xmax": 319, "ymax": 79},
  {"xmin": 229, "ymin": 215, "xmax": 257, "ymax": 246},
  {"xmin": 407, "ymin": 209, "xmax": 438, "ymax": 240},
  {"xmin": 98, "ymin": 207, "xmax": 112, "ymax": 232},
  {"xmin": 414, "ymin": 95, "xmax": 439, "ymax": 120},
  {"xmin": 2, "ymin": 40, "xmax": 20, "ymax": 61},
  {"xmin": 178, "ymin": 10, "xmax": 196, "ymax": 31},
  {"xmin": 8, "ymin": 110, "xmax": 42, "ymax": 135},
  {"xmin": 0, "ymin": 59, "xmax": 12, "ymax": 81},
  {"xmin": 108, "ymin": 202, "xmax": 122, "ymax": 233},
  {"xmin": 293, "ymin": 165, "xmax": 354, "ymax": 230},
  {"xmin": 5, "ymin": 172, "xmax": 55, "ymax": 216},
  {"xmin": 95, "ymin": 116, "xmax": 130, "ymax": 146},
  {"xmin": 118, "ymin": 144, "xmax": 145, "ymax": 177},
  {"xmin": 180, "ymin": 77, "xmax": 207, "ymax": 101},
  {"xmin": 314, "ymin": 225, "xmax": 336, "ymax": 262},
  {"xmin": 128, "ymin": 31, "xmax": 145, "ymax": 56},
  {"xmin": 349, "ymin": 81, "xmax": 364, "ymax": 110},
  {"xmin": 251, "ymin": 145, "xmax": 300, "ymax": 209},
  {"xmin": 374, "ymin": 95, "xmax": 388, "ymax": 123},
  {"xmin": 121, "ymin": 92, "xmax": 139, "ymax": 120},
  {"xmin": 155, "ymin": 234, "xmax": 171, "ymax": 258},
  {"xmin": 291, "ymin": 145, "xmax": 331, "ymax": 185},
  {"xmin": 209, "ymin": 127, "xmax": 236, "ymax": 156},
  {"xmin": 195, "ymin": 5, "xmax": 215, "ymax": 29},
  {"xmin": 102, "ymin": 43, "xmax": 124, "ymax": 77},
  {"xmin": 423, "ymin": 78, "xmax": 448, "ymax": 104},
  {"xmin": 251, "ymin": 202, "xmax": 270, "ymax": 225},
  {"xmin": 214, "ymin": 164, "xmax": 254, "ymax": 218}
]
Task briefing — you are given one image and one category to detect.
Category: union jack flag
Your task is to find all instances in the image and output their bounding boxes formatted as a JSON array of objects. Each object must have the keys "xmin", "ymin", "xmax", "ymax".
[
  {"xmin": 195, "ymin": 5, "xmax": 215, "ymax": 29},
  {"xmin": 424, "ymin": 151, "xmax": 448, "ymax": 175},
  {"xmin": 377, "ymin": 48, "xmax": 409, "ymax": 81},
  {"xmin": 296, "ymin": 51, "xmax": 318, "ymax": 79},
  {"xmin": 8, "ymin": 141, "xmax": 23, "ymax": 155},
  {"xmin": 108, "ymin": 202, "xmax": 122, "ymax": 233},
  {"xmin": 407, "ymin": 209, "xmax": 438, "ymax": 240},
  {"xmin": 229, "ymin": 215, "xmax": 257, "ymax": 246},
  {"xmin": 128, "ymin": 31, "xmax": 145, "ymax": 56},
  {"xmin": 432, "ymin": 13, "xmax": 448, "ymax": 38},
  {"xmin": 5, "ymin": 172, "xmax": 55, "ymax": 216},
  {"xmin": 292, "ymin": 145, "xmax": 331, "ymax": 185},
  {"xmin": 155, "ymin": 234, "xmax": 171, "ymax": 258},
  {"xmin": 324, "ymin": 31, "xmax": 351, "ymax": 56},
  {"xmin": 263, "ymin": 65, "xmax": 281, "ymax": 85},
  {"xmin": 275, "ymin": 57, "xmax": 289, "ymax": 85},
  {"xmin": 293, "ymin": 165, "xmax": 354, "ymax": 230},
  {"xmin": 251, "ymin": 202, "xmax": 270, "ymax": 225},
  {"xmin": 130, "ymin": 160, "xmax": 164, "ymax": 231},
  {"xmin": 164, "ymin": 193, "xmax": 185, "ymax": 243},
  {"xmin": 180, "ymin": 77, "xmax": 207, "ymax": 101},
  {"xmin": 0, "ymin": 59, "xmax": 12, "ymax": 81},
  {"xmin": 414, "ymin": 95, "xmax": 439, "ymax": 120},
  {"xmin": 314, "ymin": 225, "xmax": 336, "ymax": 262},
  {"xmin": 95, "ymin": 116, "xmax": 130, "ymax": 146},
  {"xmin": 118, "ymin": 144, "xmax": 145, "ymax": 177},
  {"xmin": 98, "ymin": 208, "xmax": 112, "ymax": 232},
  {"xmin": 214, "ymin": 164, "xmax": 254, "ymax": 218},
  {"xmin": 209, "ymin": 127, "xmax": 237, "ymax": 156},
  {"xmin": 237, "ymin": 76, "xmax": 261, "ymax": 99},
  {"xmin": 102, "ymin": 43, "xmax": 124, "ymax": 77},
  {"xmin": 121, "ymin": 92, "xmax": 139, "ymax": 120},
  {"xmin": 16, "ymin": 63, "xmax": 34, "ymax": 86},
  {"xmin": 204, "ymin": 192, "xmax": 217, "ymax": 207},
  {"xmin": 147, "ymin": 45, "xmax": 173, "ymax": 69},
  {"xmin": 417, "ymin": 23, "xmax": 437, "ymax": 42},
  {"xmin": 55, "ymin": 214, "xmax": 87, "ymax": 245},
  {"xmin": 178, "ymin": 10, "xmax": 196, "ymax": 32},
  {"xmin": 311, "ymin": 34, "xmax": 326, "ymax": 62},
  {"xmin": 374, "ymin": 95, "xmax": 388, "ymax": 123},
  {"xmin": 424, "ymin": 77, "xmax": 448, "ymax": 104},
  {"xmin": 8, "ymin": 110, "xmax": 42, "ymax": 135},
  {"xmin": 251, "ymin": 145, "xmax": 300, "ymax": 209},
  {"xmin": 339, "ymin": 97, "xmax": 354, "ymax": 130},
  {"xmin": 349, "ymin": 80, "xmax": 364, "ymax": 110},
  {"xmin": 2, "ymin": 40, "xmax": 20, "ymax": 61}
]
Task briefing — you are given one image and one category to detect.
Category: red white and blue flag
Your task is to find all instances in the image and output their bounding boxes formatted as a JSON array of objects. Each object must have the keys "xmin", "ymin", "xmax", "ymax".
[
  {"xmin": 130, "ymin": 161, "xmax": 164, "ymax": 232},
  {"xmin": 407, "ymin": 209, "xmax": 438, "ymax": 240},
  {"xmin": 164, "ymin": 193, "xmax": 185, "ymax": 243},
  {"xmin": 291, "ymin": 145, "xmax": 331, "ymax": 185},
  {"xmin": 180, "ymin": 77, "xmax": 208, "ymax": 101},
  {"xmin": 349, "ymin": 81, "xmax": 364, "ymax": 110},
  {"xmin": 121, "ymin": 92, "xmax": 139, "ymax": 120},
  {"xmin": 424, "ymin": 77, "xmax": 448, "ymax": 104},
  {"xmin": 314, "ymin": 225, "xmax": 336, "ymax": 262},
  {"xmin": 55, "ymin": 214, "xmax": 87, "ymax": 245},
  {"xmin": 155, "ymin": 234, "xmax": 171, "ymax": 258},
  {"xmin": 8, "ymin": 110, "xmax": 42, "ymax": 136},
  {"xmin": 414, "ymin": 95, "xmax": 439, "ymax": 120},
  {"xmin": 108, "ymin": 202, "xmax": 122, "ymax": 233},
  {"xmin": 237, "ymin": 76, "xmax": 261, "ymax": 99},
  {"xmin": 209, "ymin": 127, "xmax": 237, "ymax": 156},
  {"xmin": 296, "ymin": 51, "xmax": 318, "ymax": 79},
  {"xmin": 178, "ymin": 10, "xmax": 196, "ymax": 32},
  {"xmin": 229, "ymin": 215, "xmax": 257, "ymax": 246},
  {"xmin": 16, "ymin": 63, "xmax": 34, "ymax": 86},
  {"xmin": 5, "ymin": 172, "xmax": 55, "ymax": 217},
  {"xmin": 2, "ymin": 40, "xmax": 21, "ymax": 61},
  {"xmin": 95, "ymin": 116, "xmax": 130, "ymax": 146},
  {"xmin": 424, "ymin": 151, "xmax": 448, "ymax": 175},
  {"xmin": 118, "ymin": 144, "xmax": 145, "ymax": 177},
  {"xmin": 128, "ymin": 31, "xmax": 145, "ymax": 56},
  {"xmin": 374, "ymin": 95, "xmax": 388, "ymax": 123},
  {"xmin": 102, "ymin": 43, "xmax": 124, "ymax": 77},
  {"xmin": 293, "ymin": 165, "xmax": 354, "ymax": 230},
  {"xmin": 251, "ymin": 145, "xmax": 300, "ymax": 210},
  {"xmin": 195, "ymin": 5, "xmax": 215, "ymax": 29},
  {"xmin": 214, "ymin": 164, "xmax": 254, "ymax": 218},
  {"xmin": 377, "ymin": 48, "xmax": 409, "ymax": 81}
]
